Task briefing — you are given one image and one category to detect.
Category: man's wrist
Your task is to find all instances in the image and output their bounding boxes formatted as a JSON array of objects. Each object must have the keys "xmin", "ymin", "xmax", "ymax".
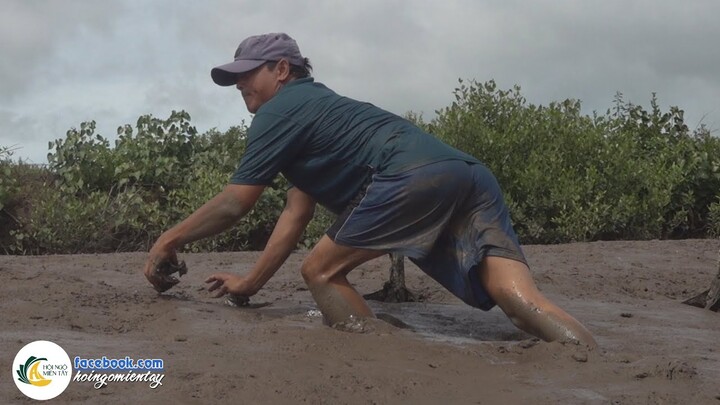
[
  {"xmin": 245, "ymin": 272, "xmax": 265, "ymax": 295},
  {"xmin": 156, "ymin": 230, "xmax": 182, "ymax": 251}
]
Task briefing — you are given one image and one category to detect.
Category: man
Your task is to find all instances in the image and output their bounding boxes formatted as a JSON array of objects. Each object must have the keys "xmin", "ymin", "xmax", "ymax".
[{"xmin": 143, "ymin": 33, "xmax": 596, "ymax": 347}]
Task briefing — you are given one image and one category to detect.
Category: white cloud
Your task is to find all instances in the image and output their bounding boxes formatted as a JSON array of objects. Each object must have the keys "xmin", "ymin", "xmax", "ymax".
[{"xmin": 2, "ymin": 0, "xmax": 718, "ymax": 164}]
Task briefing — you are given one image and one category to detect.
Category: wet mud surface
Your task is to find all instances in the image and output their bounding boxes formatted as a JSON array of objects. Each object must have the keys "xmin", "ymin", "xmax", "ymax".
[{"xmin": 1, "ymin": 240, "xmax": 719, "ymax": 404}]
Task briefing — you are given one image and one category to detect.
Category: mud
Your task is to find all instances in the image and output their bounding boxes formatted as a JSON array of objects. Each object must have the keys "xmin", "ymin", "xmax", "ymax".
[{"xmin": 1, "ymin": 239, "xmax": 719, "ymax": 404}]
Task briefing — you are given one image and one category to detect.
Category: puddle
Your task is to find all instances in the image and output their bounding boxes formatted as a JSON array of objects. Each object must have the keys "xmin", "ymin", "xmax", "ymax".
[
  {"xmin": 225, "ymin": 297, "xmax": 530, "ymax": 345},
  {"xmin": 368, "ymin": 301, "xmax": 531, "ymax": 344}
]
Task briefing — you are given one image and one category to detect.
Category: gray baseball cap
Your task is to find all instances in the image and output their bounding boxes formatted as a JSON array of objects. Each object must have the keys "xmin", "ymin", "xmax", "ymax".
[{"xmin": 211, "ymin": 33, "xmax": 305, "ymax": 86}]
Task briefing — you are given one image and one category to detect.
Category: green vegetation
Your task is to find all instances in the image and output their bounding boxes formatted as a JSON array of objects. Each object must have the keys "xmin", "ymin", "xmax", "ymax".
[
  {"xmin": 1, "ymin": 81, "xmax": 719, "ymax": 254},
  {"xmin": 429, "ymin": 80, "xmax": 720, "ymax": 243},
  {"xmin": 1, "ymin": 112, "xmax": 291, "ymax": 254}
]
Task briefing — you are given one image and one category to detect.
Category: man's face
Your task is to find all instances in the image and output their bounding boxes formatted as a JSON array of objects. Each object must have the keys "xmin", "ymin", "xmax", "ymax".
[{"xmin": 235, "ymin": 63, "xmax": 283, "ymax": 113}]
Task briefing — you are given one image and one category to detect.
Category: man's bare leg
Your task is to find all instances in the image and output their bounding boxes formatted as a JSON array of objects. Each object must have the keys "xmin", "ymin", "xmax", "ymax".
[
  {"xmin": 301, "ymin": 236, "xmax": 386, "ymax": 325},
  {"xmin": 478, "ymin": 256, "xmax": 597, "ymax": 348}
]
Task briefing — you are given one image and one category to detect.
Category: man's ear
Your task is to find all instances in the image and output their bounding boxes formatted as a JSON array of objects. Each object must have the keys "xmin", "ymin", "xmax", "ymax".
[{"xmin": 277, "ymin": 59, "xmax": 292, "ymax": 82}]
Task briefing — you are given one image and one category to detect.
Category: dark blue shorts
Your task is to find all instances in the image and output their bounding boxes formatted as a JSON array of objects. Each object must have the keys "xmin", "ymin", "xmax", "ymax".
[{"xmin": 326, "ymin": 160, "xmax": 526, "ymax": 310}]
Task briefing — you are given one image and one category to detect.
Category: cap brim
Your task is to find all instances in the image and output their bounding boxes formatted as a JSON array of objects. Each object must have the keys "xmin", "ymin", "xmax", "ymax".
[{"xmin": 211, "ymin": 59, "xmax": 266, "ymax": 86}]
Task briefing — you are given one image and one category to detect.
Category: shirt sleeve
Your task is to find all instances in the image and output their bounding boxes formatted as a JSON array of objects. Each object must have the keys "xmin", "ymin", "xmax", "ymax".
[{"xmin": 230, "ymin": 112, "xmax": 304, "ymax": 185}]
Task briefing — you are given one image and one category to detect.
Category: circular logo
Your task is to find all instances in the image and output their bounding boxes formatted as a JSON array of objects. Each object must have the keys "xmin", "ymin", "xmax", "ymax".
[{"xmin": 12, "ymin": 340, "xmax": 72, "ymax": 400}]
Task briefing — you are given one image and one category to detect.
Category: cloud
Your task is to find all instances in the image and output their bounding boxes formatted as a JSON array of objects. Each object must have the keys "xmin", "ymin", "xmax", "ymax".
[
  {"xmin": 0, "ymin": 1, "xmax": 125, "ymax": 100},
  {"xmin": 2, "ymin": 0, "xmax": 719, "ymax": 164}
]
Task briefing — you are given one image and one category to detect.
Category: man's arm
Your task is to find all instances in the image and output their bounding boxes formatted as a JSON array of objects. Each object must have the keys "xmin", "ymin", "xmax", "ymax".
[
  {"xmin": 143, "ymin": 184, "xmax": 265, "ymax": 291},
  {"xmin": 154, "ymin": 184, "xmax": 265, "ymax": 249},
  {"xmin": 243, "ymin": 187, "xmax": 316, "ymax": 292},
  {"xmin": 206, "ymin": 187, "xmax": 316, "ymax": 297}
]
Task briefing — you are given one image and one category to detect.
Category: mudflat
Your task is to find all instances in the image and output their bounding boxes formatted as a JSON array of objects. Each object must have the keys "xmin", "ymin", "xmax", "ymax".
[{"xmin": 2, "ymin": 239, "xmax": 719, "ymax": 404}]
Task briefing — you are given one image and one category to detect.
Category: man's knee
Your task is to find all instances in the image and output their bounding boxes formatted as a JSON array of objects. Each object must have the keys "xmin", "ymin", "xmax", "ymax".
[
  {"xmin": 300, "ymin": 257, "xmax": 328, "ymax": 285},
  {"xmin": 301, "ymin": 236, "xmax": 384, "ymax": 286},
  {"xmin": 478, "ymin": 257, "xmax": 542, "ymax": 321},
  {"xmin": 300, "ymin": 249, "xmax": 346, "ymax": 286},
  {"xmin": 491, "ymin": 287, "xmax": 532, "ymax": 327}
]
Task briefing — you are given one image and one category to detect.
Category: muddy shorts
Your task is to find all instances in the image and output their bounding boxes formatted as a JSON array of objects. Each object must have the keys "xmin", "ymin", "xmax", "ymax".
[{"xmin": 327, "ymin": 160, "xmax": 527, "ymax": 310}]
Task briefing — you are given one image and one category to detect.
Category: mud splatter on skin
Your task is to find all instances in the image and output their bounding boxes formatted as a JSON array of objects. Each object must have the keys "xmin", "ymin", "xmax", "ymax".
[
  {"xmin": 307, "ymin": 270, "xmax": 596, "ymax": 346},
  {"xmin": 307, "ymin": 279, "xmax": 413, "ymax": 334},
  {"xmin": 307, "ymin": 281, "xmax": 374, "ymax": 327},
  {"xmin": 501, "ymin": 289, "xmax": 597, "ymax": 348}
]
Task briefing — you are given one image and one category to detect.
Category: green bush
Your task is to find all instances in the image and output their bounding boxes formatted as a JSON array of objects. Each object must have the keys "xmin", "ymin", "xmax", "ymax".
[
  {"xmin": 3, "ymin": 81, "xmax": 719, "ymax": 254},
  {"xmin": 0, "ymin": 149, "xmax": 58, "ymax": 254},
  {"xmin": 4, "ymin": 112, "xmax": 301, "ymax": 254},
  {"xmin": 431, "ymin": 80, "xmax": 718, "ymax": 243},
  {"xmin": 708, "ymin": 197, "xmax": 720, "ymax": 237},
  {"xmin": 0, "ymin": 146, "xmax": 17, "ymax": 212},
  {"xmin": 8, "ymin": 185, "xmax": 173, "ymax": 254},
  {"xmin": 301, "ymin": 205, "xmax": 336, "ymax": 249}
]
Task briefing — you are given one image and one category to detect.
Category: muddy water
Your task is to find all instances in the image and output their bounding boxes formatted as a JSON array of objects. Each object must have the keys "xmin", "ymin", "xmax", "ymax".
[
  {"xmin": 283, "ymin": 299, "xmax": 532, "ymax": 344},
  {"xmin": 236, "ymin": 294, "xmax": 720, "ymax": 355},
  {"xmin": 368, "ymin": 302, "xmax": 532, "ymax": 344},
  {"xmin": 224, "ymin": 294, "xmax": 531, "ymax": 344}
]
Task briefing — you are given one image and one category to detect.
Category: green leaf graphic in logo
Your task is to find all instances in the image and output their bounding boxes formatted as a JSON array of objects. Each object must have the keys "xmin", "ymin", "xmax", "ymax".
[{"xmin": 16, "ymin": 356, "xmax": 48, "ymax": 385}]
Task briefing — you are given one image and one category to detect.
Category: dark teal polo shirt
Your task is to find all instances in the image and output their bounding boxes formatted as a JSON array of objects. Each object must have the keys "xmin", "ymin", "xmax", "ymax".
[{"xmin": 230, "ymin": 78, "xmax": 479, "ymax": 214}]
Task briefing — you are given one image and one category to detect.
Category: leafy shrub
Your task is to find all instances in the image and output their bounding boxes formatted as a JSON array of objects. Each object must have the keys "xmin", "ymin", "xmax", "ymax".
[
  {"xmin": 4, "ymin": 112, "xmax": 300, "ymax": 253},
  {"xmin": 3, "ymin": 81, "xmax": 719, "ymax": 254},
  {"xmin": 0, "ymin": 148, "xmax": 58, "ymax": 254},
  {"xmin": 12, "ymin": 189, "xmax": 152, "ymax": 254},
  {"xmin": 431, "ymin": 80, "xmax": 718, "ymax": 243},
  {"xmin": 0, "ymin": 146, "xmax": 18, "ymax": 212},
  {"xmin": 301, "ymin": 205, "xmax": 336, "ymax": 249},
  {"xmin": 708, "ymin": 197, "xmax": 720, "ymax": 237}
]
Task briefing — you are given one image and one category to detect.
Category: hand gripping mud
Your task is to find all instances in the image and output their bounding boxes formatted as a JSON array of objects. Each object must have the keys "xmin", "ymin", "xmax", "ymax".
[{"xmin": 153, "ymin": 260, "xmax": 188, "ymax": 292}]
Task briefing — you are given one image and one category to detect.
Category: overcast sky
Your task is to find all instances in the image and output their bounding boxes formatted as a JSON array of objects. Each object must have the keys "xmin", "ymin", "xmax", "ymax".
[{"xmin": 2, "ymin": 0, "xmax": 718, "ymax": 164}]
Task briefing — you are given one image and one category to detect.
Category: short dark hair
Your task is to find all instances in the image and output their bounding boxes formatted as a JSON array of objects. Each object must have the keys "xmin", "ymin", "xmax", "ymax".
[{"xmin": 265, "ymin": 58, "xmax": 313, "ymax": 79}]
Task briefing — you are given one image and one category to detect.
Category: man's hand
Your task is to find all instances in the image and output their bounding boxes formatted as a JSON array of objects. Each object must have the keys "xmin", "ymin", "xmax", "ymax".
[
  {"xmin": 143, "ymin": 241, "xmax": 185, "ymax": 293},
  {"xmin": 141, "ymin": 185, "xmax": 267, "ymax": 293},
  {"xmin": 205, "ymin": 272, "xmax": 257, "ymax": 298}
]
